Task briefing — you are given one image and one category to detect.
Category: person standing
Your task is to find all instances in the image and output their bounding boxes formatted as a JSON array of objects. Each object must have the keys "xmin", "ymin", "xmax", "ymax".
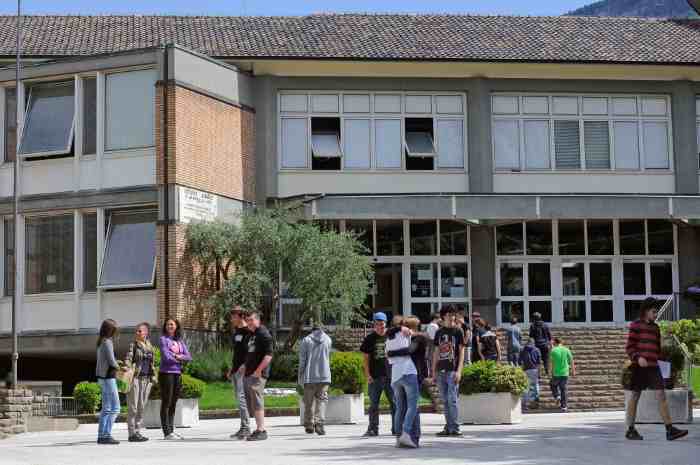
[
  {"xmin": 360, "ymin": 312, "xmax": 396, "ymax": 437},
  {"xmin": 477, "ymin": 320, "xmax": 501, "ymax": 362},
  {"xmin": 529, "ymin": 312, "xmax": 552, "ymax": 375},
  {"xmin": 96, "ymin": 319, "xmax": 121, "ymax": 445},
  {"xmin": 159, "ymin": 318, "xmax": 192, "ymax": 440},
  {"xmin": 456, "ymin": 308, "xmax": 472, "ymax": 366},
  {"xmin": 471, "ymin": 312, "xmax": 484, "ymax": 363},
  {"xmin": 125, "ymin": 322, "xmax": 157, "ymax": 443},
  {"xmin": 385, "ymin": 317, "xmax": 419, "ymax": 449},
  {"xmin": 239, "ymin": 311, "xmax": 274, "ymax": 441},
  {"xmin": 505, "ymin": 315, "xmax": 522, "ymax": 366},
  {"xmin": 226, "ymin": 307, "xmax": 251, "ymax": 440},
  {"xmin": 425, "ymin": 313, "xmax": 440, "ymax": 378},
  {"xmin": 519, "ymin": 338, "xmax": 542, "ymax": 410},
  {"xmin": 549, "ymin": 338, "xmax": 575, "ymax": 412},
  {"xmin": 428, "ymin": 306, "xmax": 465, "ymax": 437},
  {"xmin": 624, "ymin": 298, "xmax": 688, "ymax": 441},
  {"xmin": 298, "ymin": 323, "xmax": 332, "ymax": 436}
]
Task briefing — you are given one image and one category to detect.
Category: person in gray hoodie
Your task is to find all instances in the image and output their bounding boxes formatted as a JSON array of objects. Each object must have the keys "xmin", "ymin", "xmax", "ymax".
[{"xmin": 298, "ymin": 324, "xmax": 332, "ymax": 436}]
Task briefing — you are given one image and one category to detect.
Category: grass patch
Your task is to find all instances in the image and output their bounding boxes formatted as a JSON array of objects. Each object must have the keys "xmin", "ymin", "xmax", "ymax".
[{"xmin": 691, "ymin": 367, "xmax": 700, "ymax": 395}]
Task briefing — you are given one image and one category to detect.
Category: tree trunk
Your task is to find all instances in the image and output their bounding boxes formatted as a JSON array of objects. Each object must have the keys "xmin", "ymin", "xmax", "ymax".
[{"xmin": 285, "ymin": 316, "xmax": 305, "ymax": 352}]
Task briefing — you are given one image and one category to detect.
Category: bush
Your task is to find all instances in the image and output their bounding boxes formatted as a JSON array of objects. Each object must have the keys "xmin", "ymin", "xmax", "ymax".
[
  {"xmin": 330, "ymin": 352, "xmax": 366, "ymax": 395},
  {"xmin": 150, "ymin": 374, "xmax": 206, "ymax": 400},
  {"xmin": 459, "ymin": 361, "xmax": 528, "ymax": 396},
  {"xmin": 184, "ymin": 349, "xmax": 232, "ymax": 382},
  {"xmin": 270, "ymin": 351, "xmax": 299, "ymax": 382},
  {"xmin": 73, "ymin": 382, "xmax": 101, "ymax": 414}
]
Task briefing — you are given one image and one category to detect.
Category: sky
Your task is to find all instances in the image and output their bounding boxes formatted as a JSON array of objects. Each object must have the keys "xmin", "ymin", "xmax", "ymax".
[{"xmin": 0, "ymin": 1, "xmax": 594, "ymax": 17}]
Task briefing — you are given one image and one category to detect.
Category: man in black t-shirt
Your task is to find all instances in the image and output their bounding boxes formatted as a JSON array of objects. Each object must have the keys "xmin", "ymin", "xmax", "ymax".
[
  {"xmin": 238, "ymin": 311, "xmax": 273, "ymax": 441},
  {"xmin": 359, "ymin": 312, "xmax": 396, "ymax": 437},
  {"xmin": 226, "ymin": 307, "xmax": 251, "ymax": 439}
]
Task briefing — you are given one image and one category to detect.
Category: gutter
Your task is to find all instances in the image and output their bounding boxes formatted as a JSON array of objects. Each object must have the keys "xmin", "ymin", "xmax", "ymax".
[{"xmin": 162, "ymin": 46, "xmax": 171, "ymax": 320}]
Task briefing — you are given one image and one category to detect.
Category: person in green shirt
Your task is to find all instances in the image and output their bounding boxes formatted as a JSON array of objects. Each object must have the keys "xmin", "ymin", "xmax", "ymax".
[{"xmin": 549, "ymin": 338, "xmax": 575, "ymax": 412}]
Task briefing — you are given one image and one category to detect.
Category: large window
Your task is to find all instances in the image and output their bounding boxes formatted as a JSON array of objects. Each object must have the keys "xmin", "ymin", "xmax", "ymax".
[
  {"xmin": 105, "ymin": 69, "xmax": 156, "ymax": 151},
  {"xmin": 492, "ymin": 94, "xmax": 672, "ymax": 172},
  {"xmin": 25, "ymin": 215, "xmax": 74, "ymax": 294},
  {"xmin": 83, "ymin": 213, "xmax": 97, "ymax": 292},
  {"xmin": 99, "ymin": 210, "xmax": 157, "ymax": 289},
  {"xmin": 82, "ymin": 77, "xmax": 97, "ymax": 155},
  {"xmin": 279, "ymin": 92, "xmax": 466, "ymax": 171},
  {"xmin": 3, "ymin": 87, "xmax": 16, "ymax": 163},
  {"xmin": 498, "ymin": 261, "xmax": 552, "ymax": 323},
  {"xmin": 3, "ymin": 219, "xmax": 13, "ymax": 296},
  {"xmin": 19, "ymin": 82, "xmax": 75, "ymax": 158}
]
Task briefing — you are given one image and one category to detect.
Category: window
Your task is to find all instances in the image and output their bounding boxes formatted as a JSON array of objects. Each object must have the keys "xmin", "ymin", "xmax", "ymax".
[
  {"xmin": 620, "ymin": 220, "xmax": 645, "ymax": 255},
  {"xmin": 526, "ymin": 221, "xmax": 552, "ymax": 255},
  {"xmin": 584, "ymin": 121, "xmax": 610, "ymax": 169},
  {"xmin": 25, "ymin": 215, "xmax": 74, "ymax": 294},
  {"xmin": 620, "ymin": 219, "xmax": 674, "ymax": 256},
  {"xmin": 558, "ymin": 221, "xmax": 585, "ymax": 255},
  {"xmin": 83, "ymin": 214, "xmax": 97, "ymax": 292},
  {"xmin": 562, "ymin": 261, "xmax": 613, "ymax": 323},
  {"xmin": 441, "ymin": 263, "xmax": 468, "ymax": 298},
  {"xmin": 375, "ymin": 119, "xmax": 402, "ymax": 169},
  {"xmin": 3, "ymin": 219, "xmax": 13, "ymax": 296},
  {"xmin": 614, "ymin": 121, "xmax": 639, "ymax": 170},
  {"xmin": 344, "ymin": 220, "xmax": 373, "ymax": 255},
  {"xmin": 343, "ymin": 119, "xmax": 371, "ymax": 169},
  {"xmin": 99, "ymin": 210, "xmax": 156, "ymax": 289},
  {"xmin": 647, "ymin": 220, "xmax": 674, "ymax": 255},
  {"xmin": 3, "ymin": 87, "xmax": 16, "ymax": 163},
  {"xmin": 554, "ymin": 120, "xmax": 581, "ymax": 169},
  {"xmin": 587, "ymin": 220, "xmax": 614, "ymax": 255},
  {"xmin": 494, "ymin": 119, "xmax": 519, "ymax": 170},
  {"xmin": 524, "ymin": 120, "xmax": 550, "ymax": 169},
  {"xmin": 497, "ymin": 261, "xmax": 552, "ymax": 323},
  {"xmin": 19, "ymin": 82, "xmax": 75, "ymax": 158},
  {"xmin": 409, "ymin": 220, "xmax": 437, "ymax": 256},
  {"xmin": 376, "ymin": 220, "xmax": 404, "ymax": 256},
  {"xmin": 311, "ymin": 117, "xmax": 342, "ymax": 170},
  {"xmin": 496, "ymin": 223, "xmax": 524, "ymax": 255},
  {"xmin": 436, "ymin": 119, "xmax": 465, "ymax": 169},
  {"xmin": 411, "ymin": 263, "xmax": 437, "ymax": 298},
  {"xmin": 281, "ymin": 118, "xmax": 308, "ymax": 168},
  {"xmin": 405, "ymin": 118, "xmax": 435, "ymax": 170},
  {"xmin": 642, "ymin": 122, "xmax": 669, "ymax": 169},
  {"xmin": 105, "ymin": 69, "xmax": 156, "ymax": 151},
  {"xmin": 82, "ymin": 78, "xmax": 97, "ymax": 155},
  {"xmin": 624, "ymin": 260, "xmax": 673, "ymax": 320},
  {"xmin": 440, "ymin": 220, "xmax": 467, "ymax": 256}
]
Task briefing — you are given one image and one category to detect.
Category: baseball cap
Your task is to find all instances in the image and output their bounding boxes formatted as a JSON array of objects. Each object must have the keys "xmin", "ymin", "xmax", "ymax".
[{"xmin": 372, "ymin": 312, "xmax": 387, "ymax": 322}]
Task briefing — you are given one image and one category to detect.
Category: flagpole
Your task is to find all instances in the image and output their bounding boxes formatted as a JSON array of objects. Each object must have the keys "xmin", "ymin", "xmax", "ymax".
[{"xmin": 10, "ymin": 0, "xmax": 21, "ymax": 389}]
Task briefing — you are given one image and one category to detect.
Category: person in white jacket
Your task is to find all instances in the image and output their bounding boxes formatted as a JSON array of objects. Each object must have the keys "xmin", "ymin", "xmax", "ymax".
[{"xmin": 298, "ymin": 324, "xmax": 332, "ymax": 436}]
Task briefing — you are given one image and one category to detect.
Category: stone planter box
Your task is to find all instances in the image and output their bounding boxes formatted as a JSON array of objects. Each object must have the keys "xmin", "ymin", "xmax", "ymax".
[
  {"xmin": 144, "ymin": 399, "xmax": 200, "ymax": 429},
  {"xmin": 299, "ymin": 393, "xmax": 364, "ymax": 425},
  {"xmin": 624, "ymin": 389, "xmax": 693, "ymax": 424},
  {"xmin": 459, "ymin": 393, "xmax": 522, "ymax": 425}
]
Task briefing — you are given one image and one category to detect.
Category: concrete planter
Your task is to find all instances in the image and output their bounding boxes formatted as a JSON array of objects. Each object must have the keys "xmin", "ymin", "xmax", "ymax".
[
  {"xmin": 144, "ymin": 398, "xmax": 200, "ymax": 429},
  {"xmin": 459, "ymin": 393, "xmax": 523, "ymax": 425},
  {"xmin": 299, "ymin": 393, "xmax": 364, "ymax": 425},
  {"xmin": 624, "ymin": 389, "xmax": 693, "ymax": 424}
]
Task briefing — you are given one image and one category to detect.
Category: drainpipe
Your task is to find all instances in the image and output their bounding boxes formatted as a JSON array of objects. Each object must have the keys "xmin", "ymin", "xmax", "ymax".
[
  {"xmin": 162, "ymin": 46, "xmax": 171, "ymax": 321},
  {"xmin": 10, "ymin": 0, "xmax": 21, "ymax": 389}
]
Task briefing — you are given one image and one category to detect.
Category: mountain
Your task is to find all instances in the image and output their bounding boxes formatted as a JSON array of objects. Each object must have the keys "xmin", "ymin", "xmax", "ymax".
[{"xmin": 568, "ymin": 0, "xmax": 698, "ymax": 17}]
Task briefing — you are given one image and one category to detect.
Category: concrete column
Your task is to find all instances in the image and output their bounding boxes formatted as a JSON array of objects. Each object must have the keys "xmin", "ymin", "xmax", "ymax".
[
  {"xmin": 671, "ymin": 80, "xmax": 698, "ymax": 194},
  {"xmin": 470, "ymin": 225, "xmax": 497, "ymax": 324},
  {"xmin": 677, "ymin": 224, "xmax": 700, "ymax": 318},
  {"xmin": 468, "ymin": 78, "xmax": 493, "ymax": 193},
  {"xmin": 254, "ymin": 76, "xmax": 274, "ymax": 204}
]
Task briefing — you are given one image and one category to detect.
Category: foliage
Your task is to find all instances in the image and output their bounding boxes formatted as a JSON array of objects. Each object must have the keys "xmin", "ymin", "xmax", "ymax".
[
  {"xmin": 153, "ymin": 346, "xmax": 161, "ymax": 370},
  {"xmin": 459, "ymin": 361, "xmax": 528, "ymax": 396},
  {"xmin": 184, "ymin": 350, "xmax": 233, "ymax": 382},
  {"xmin": 150, "ymin": 374, "xmax": 206, "ymax": 400},
  {"xmin": 270, "ymin": 351, "xmax": 299, "ymax": 382},
  {"xmin": 659, "ymin": 319, "xmax": 700, "ymax": 364},
  {"xmin": 330, "ymin": 352, "xmax": 366, "ymax": 395},
  {"xmin": 73, "ymin": 382, "xmax": 101, "ymax": 414}
]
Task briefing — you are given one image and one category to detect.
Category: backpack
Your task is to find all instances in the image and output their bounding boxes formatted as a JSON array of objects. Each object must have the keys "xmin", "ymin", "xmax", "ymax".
[{"xmin": 531, "ymin": 323, "xmax": 551, "ymax": 346}]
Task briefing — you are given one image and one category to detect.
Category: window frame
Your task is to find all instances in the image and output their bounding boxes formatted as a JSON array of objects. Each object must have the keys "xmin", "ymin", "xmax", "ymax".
[
  {"xmin": 104, "ymin": 68, "xmax": 157, "ymax": 152},
  {"xmin": 24, "ymin": 212, "xmax": 75, "ymax": 295}
]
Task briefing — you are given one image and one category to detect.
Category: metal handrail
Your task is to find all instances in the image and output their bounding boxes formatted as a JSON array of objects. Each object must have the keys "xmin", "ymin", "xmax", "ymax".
[
  {"xmin": 655, "ymin": 295, "xmax": 694, "ymax": 391},
  {"xmin": 655, "ymin": 295, "xmax": 675, "ymax": 322}
]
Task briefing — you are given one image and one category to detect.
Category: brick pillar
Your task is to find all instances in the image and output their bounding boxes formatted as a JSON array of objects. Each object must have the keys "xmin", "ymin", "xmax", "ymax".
[{"xmin": 0, "ymin": 388, "xmax": 33, "ymax": 439}]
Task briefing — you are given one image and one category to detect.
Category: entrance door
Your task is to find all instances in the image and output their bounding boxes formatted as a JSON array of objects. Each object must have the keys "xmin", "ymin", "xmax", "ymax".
[{"xmin": 371, "ymin": 263, "xmax": 403, "ymax": 321}]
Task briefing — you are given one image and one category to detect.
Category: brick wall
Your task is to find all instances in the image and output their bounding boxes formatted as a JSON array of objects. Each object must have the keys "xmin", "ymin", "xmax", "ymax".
[{"xmin": 0, "ymin": 388, "xmax": 32, "ymax": 440}]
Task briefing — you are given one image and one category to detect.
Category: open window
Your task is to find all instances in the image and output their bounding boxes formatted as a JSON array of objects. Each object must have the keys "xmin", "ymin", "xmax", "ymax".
[
  {"xmin": 99, "ymin": 210, "xmax": 157, "ymax": 290},
  {"xmin": 404, "ymin": 118, "xmax": 435, "ymax": 170},
  {"xmin": 311, "ymin": 117, "xmax": 342, "ymax": 170},
  {"xmin": 19, "ymin": 81, "xmax": 75, "ymax": 159}
]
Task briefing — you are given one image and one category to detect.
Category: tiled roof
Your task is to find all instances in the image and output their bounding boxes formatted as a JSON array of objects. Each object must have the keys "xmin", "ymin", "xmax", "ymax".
[{"xmin": 0, "ymin": 14, "xmax": 698, "ymax": 64}]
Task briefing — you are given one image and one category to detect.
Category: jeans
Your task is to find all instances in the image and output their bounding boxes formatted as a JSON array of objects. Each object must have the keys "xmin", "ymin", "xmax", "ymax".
[
  {"xmin": 392, "ymin": 374, "xmax": 419, "ymax": 439},
  {"xmin": 550, "ymin": 376, "xmax": 568, "ymax": 409},
  {"xmin": 537, "ymin": 345, "xmax": 550, "ymax": 374},
  {"xmin": 159, "ymin": 373, "xmax": 182, "ymax": 436},
  {"xmin": 97, "ymin": 378, "xmax": 120, "ymax": 439},
  {"xmin": 508, "ymin": 351, "xmax": 520, "ymax": 366},
  {"xmin": 231, "ymin": 371, "xmax": 250, "ymax": 429},
  {"xmin": 367, "ymin": 376, "xmax": 396, "ymax": 434},
  {"xmin": 127, "ymin": 377, "xmax": 153, "ymax": 436},
  {"xmin": 524, "ymin": 368, "xmax": 540, "ymax": 403},
  {"xmin": 436, "ymin": 371, "xmax": 459, "ymax": 433}
]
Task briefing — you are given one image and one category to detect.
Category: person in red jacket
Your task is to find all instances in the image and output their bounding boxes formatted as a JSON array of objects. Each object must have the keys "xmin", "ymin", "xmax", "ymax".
[{"xmin": 624, "ymin": 297, "xmax": 687, "ymax": 441}]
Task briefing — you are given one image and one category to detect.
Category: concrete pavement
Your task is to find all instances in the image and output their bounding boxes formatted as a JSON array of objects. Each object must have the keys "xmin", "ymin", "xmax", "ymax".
[{"xmin": 1, "ymin": 411, "xmax": 698, "ymax": 465}]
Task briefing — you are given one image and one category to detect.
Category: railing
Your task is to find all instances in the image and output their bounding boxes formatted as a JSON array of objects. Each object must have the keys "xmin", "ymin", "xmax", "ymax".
[
  {"xmin": 656, "ymin": 294, "xmax": 696, "ymax": 392},
  {"xmin": 36, "ymin": 397, "xmax": 80, "ymax": 417}
]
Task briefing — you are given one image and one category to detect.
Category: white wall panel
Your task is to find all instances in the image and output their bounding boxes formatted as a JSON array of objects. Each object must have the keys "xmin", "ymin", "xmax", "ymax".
[
  {"xmin": 102, "ymin": 289, "xmax": 157, "ymax": 327},
  {"xmin": 79, "ymin": 294, "xmax": 99, "ymax": 330},
  {"xmin": 493, "ymin": 173, "xmax": 674, "ymax": 193},
  {"xmin": 102, "ymin": 150, "xmax": 156, "ymax": 188},
  {"xmin": 0, "ymin": 166, "xmax": 12, "ymax": 197},
  {"xmin": 21, "ymin": 158, "xmax": 74, "ymax": 195},
  {"xmin": 79, "ymin": 158, "xmax": 98, "ymax": 191},
  {"xmin": 22, "ymin": 296, "xmax": 75, "ymax": 331},
  {"xmin": 0, "ymin": 299, "xmax": 10, "ymax": 332}
]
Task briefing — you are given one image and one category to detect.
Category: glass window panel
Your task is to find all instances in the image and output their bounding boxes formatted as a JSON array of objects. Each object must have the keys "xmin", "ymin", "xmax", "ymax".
[
  {"xmin": 590, "ymin": 262, "xmax": 613, "ymax": 295},
  {"xmin": 529, "ymin": 301, "xmax": 552, "ymax": 323},
  {"xmin": 497, "ymin": 223, "xmax": 523, "ymax": 255},
  {"xmin": 494, "ymin": 119, "xmax": 520, "ymax": 170},
  {"xmin": 441, "ymin": 263, "xmax": 468, "ymax": 298},
  {"xmin": 528, "ymin": 263, "xmax": 551, "ymax": 296},
  {"xmin": 409, "ymin": 220, "xmax": 437, "ymax": 256},
  {"xmin": 405, "ymin": 132, "xmax": 436, "ymax": 156},
  {"xmin": 650, "ymin": 262, "xmax": 673, "ymax": 295},
  {"xmin": 343, "ymin": 119, "xmax": 371, "ymax": 169},
  {"xmin": 83, "ymin": 214, "xmax": 97, "ymax": 292},
  {"xmin": 554, "ymin": 120, "xmax": 581, "ymax": 169},
  {"xmin": 4, "ymin": 87, "xmax": 16, "ymax": 162},
  {"xmin": 19, "ymin": 83, "xmax": 75, "ymax": 156},
  {"xmin": 105, "ymin": 69, "xmax": 156, "ymax": 151},
  {"xmin": 591, "ymin": 300, "xmax": 614, "ymax": 322},
  {"xmin": 311, "ymin": 133, "xmax": 342, "ymax": 158},
  {"xmin": 439, "ymin": 220, "xmax": 467, "ymax": 256},
  {"xmin": 526, "ymin": 221, "xmax": 553, "ymax": 255},
  {"xmin": 376, "ymin": 220, "xmax": 404, "ymax": 256},
  {"xmin": 624, "ymin": 262, "xmax": 646, "ymax": 295},
  {"xmin": 523, "ymin": 120, "xmax": 550, "ymax": 169},
  {"xmin": 558, "ymin": 220, "xmax": 585, "ymax": 255},
  {"xmin": 620, "ymin": 220, "xmax": 645, "ymax": 255},
  {"xmin": 625, "ymin": 300, "xmax": 645, "ymax": 321},
  {"xmin": 82, "ymin": 78, "xmax": 97, "ymax": 155},
  {"xmin": 562, "ymin": 262, "xmax": 585, "ymax": 296},
  {"xmin": 375, "ymin": 119, "xmax": 402, "ymax": 169},
  {"xmin": 372, "ymin": 263, "xmax": 403, "ymax": 321},
  {"xmin": 345, "ymin": 220, "xmax": 373, "ymax": 255},
  {"xmin": 436, "ymin": 119, "xmax": 464, "ymax": 169},
  {"xmin": 584, "ymin": 121, "xmax": 611, "ymax": 169},
  {"xmin": 3, "ymin": 219, "xmax": 14, "ymax": 296},
  {"xmin": 563, "ymin": 301, "xmax": 586, "ymax": 322},
  {"xmin": 412, "ymin": 302, "xmax": 438, "ymax": 325},
  {"xmin": 99, "ymin": 211, "xmax": 156, "ymax": 288},
  {"xmin": 500, "ymin": 263, "xmax": 524, "ymax": 296},
  {"xmin": 643, "ymin": 121, "xmax": 669, "ymax": 169},
  {"xmin": 613, "ymin": 121, "xmax": 640, "ymax": 170},
  {"xmin": 647, "ymin": 220, "xmax": 674, "ymax": 255},
  {"xmin": 281, "ymin": 118, "xmax": 308, "ymax": 168},
  {"xmin": 25, "ymin": 215, "xmax": 74, "ymax": 294},
  {"xmin": 587, "ymin": 220, "xmax": 614, "ymax": 255},
  {"xmin": 411, "ymin": 263, "xmax": 437, "ymax": 298},
  {"xmin": 501, "ymin": 301, "xmax": 524, "ymax": 324}
]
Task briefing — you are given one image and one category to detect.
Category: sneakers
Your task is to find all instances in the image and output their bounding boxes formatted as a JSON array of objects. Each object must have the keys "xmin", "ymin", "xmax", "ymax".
[
  {"xmin": 163, "ymin": 433, "xmax": 178, "ymax": 440},
  {"xmin": 398, "ymin": 432, "xmax": 418, "ymax": 449},
  {"xmin": 561, "ymin": 407, "xmax": 568, "ymax": 413},
  {"xmin": 231, "ymin": 427, "xmax": 251, "ymax": 440},
  {"xmin": 246, "ymin": 430, "xmax": 268, "ymax": 441},
  {"xmin": 436, "ymin": 427, "xmax": 450, "ymax": 437},
  {"xmin": 128, "ymin": 433, "xmax": 149, "ymax": 443},
  {"xmin": 173, "ymin": 432, "xmax": 185, "ymax": 440},
  {"xmin": 666, "ymin": 426, "xmax": 688, "ymax": 441},
  {"xmin": 362, "ymin": 429, "xmax": 378, "ymax": 437},
  {"xmin": 305, "ymin": 425, "xmax": 315, "ymax": 434},
  {"xmin": 436, "ymin": 427, "xmax": 462, "ymax": 437},
  {"xmin": 449, "ymin": 430, "xmax": 464, "ymax": 437},
  {"xmin": 97, "ymin": 436, "xmax": 120, "ymax": 445},
  {"xmin": 314, "ymin": 424, "xmax": 326, "ymax": 436},
  {"xmin": 625, "ymin": 428, "xmax": 643, "ymax": 441}
]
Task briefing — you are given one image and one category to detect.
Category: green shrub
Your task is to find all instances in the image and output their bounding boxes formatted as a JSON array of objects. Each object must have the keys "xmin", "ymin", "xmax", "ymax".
[
  {"xmin": 459, "ymin": 361, "xmax": 528, "ymax": 396},
  {"xmin": 150, "ymin": 374, "xmax": 206, "ymax": 400},
  {"xmin": 330, "ymin": 352, "xmax": 366, "ymax": 394},
  {"xmin": 184, "ymin": 349, "xmax": 232, "ymax": 382},
  {"xmin": 270, "ymin": 351, "xmax": 299, "ymax": 382},
  {"xmin": 73, "ymin": 382, "xmax": 101, "ymax": 414},
  {"xmin": 153, "ymin": 346, "xmax": 161, "ymax": 369}
]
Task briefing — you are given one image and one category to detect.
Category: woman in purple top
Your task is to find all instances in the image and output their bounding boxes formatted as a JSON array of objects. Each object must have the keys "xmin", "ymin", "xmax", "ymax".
[{"xmin": 159, "ymin": 318, "xmax": 192, "ymax": 440}]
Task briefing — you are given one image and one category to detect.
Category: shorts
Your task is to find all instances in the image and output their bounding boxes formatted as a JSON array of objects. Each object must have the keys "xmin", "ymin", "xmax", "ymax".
[
  {"xmin": 244, "ymin": 375, "xmax": 267, "ymax": 412},
  {"xmin": 629, "ymin": 366, "xmax": 664, "ymax": 392}
]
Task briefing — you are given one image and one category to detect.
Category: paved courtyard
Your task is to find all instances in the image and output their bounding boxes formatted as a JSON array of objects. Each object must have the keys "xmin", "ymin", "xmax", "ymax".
[{"xmin": 1, "ymin": 411, "xmax": 698, "ymax": 465}]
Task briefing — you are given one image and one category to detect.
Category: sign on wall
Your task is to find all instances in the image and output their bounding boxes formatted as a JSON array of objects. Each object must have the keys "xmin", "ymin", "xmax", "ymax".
[{"xmin": 179, "ymin": 187, "xmax": 218, "ymax": 224}]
